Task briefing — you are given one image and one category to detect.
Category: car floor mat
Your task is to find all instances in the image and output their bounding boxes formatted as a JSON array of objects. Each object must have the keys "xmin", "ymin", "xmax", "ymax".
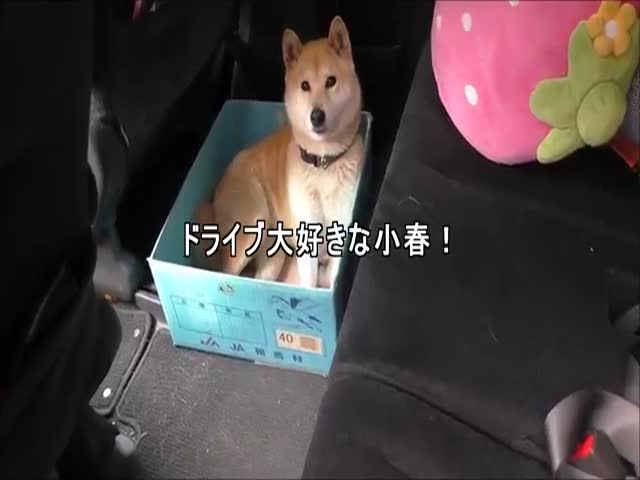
[
  {"xmin": 114, "ymin": 327, "xmax": 327, "ymax": 478},
  {"xmin": 90, "ymin": 304, "xmax": 153, "ymax": 416}
]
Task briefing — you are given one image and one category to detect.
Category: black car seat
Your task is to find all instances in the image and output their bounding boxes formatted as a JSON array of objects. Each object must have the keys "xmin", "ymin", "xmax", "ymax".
[
  {"xmin": 89, "ymin": 0, "xmax": 235, "ymax": 301},
  {"xmin": 300, "ymin": 2, "xmax": 640, "ymax": 475}
]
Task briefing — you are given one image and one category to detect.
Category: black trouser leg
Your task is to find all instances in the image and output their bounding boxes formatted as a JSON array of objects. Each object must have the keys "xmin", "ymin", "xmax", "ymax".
[
  {"xmin": 0, "ymin": 2, "xmax": 122, "ymax": 478},
  {"xmin": 0, "ymin": 237, "xmax": 123, "ymax": 479},
  {"xmin": 56, "ymin": 405, "xmax": 120, "ymax": 478}
]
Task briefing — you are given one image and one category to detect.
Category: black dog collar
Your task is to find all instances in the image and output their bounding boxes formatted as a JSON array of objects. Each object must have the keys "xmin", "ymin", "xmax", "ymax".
[{"xmin": 298, "ymin": 133, "xmax": 358, "ymax": 170}]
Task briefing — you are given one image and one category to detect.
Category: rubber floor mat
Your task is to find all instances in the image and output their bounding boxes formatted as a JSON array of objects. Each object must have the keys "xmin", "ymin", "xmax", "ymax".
[
  {"xmin": 115, "ymin": 328, "xmax": 327, "ymax": 479},
  {"xmin": 90, "ymin": 305, "xmax": 153, "ymax": 416}
]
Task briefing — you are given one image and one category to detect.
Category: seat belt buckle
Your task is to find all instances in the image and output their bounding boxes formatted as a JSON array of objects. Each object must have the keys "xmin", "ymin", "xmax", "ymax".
[{"xmin": 566, "ymin": 431, "xmax": 629, "ymax": 479}]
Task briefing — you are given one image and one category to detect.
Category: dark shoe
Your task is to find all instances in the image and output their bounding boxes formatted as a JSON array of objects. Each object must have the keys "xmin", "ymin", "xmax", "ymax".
[
  {"xmin": 57, "ymin": 432, "xmax": 144, "ymax": 480},
  {"xmin": 56, "ymin": 406, "xmax": 144, "ymax": 480},
  {"xmin": 98, "ymin": 433, "xmax": 145, "ymax": 480}
]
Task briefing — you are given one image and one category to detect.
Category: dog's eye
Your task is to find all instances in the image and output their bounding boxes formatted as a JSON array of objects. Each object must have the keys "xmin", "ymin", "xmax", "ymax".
[
  {"xmin": 301, "ymin": 81, "xmax": 310, "ymax": 92},
  {"xmin": 325, "ymin": 76, "xmax": 337, "ymax": 88}
]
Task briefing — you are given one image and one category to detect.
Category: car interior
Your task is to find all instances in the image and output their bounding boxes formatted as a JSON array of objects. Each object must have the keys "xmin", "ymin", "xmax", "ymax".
[{"xmin": 33, "ymin": 0, "xmax": 640, "ymax": 478}]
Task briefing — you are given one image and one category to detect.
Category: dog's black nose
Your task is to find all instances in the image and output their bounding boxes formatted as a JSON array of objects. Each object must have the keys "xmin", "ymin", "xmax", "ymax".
[{"xmin": 310, "ymin": 108, "xmax": 326, "ymax": 128}]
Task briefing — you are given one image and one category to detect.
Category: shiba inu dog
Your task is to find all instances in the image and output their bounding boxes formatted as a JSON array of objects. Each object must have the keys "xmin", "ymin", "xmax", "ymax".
[{"xmin": 194, "ymin": 16, "xmax": 364, "ymax": 289}]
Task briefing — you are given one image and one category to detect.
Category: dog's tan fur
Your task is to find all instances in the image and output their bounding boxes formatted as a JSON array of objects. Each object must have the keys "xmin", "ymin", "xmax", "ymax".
[{"xmin": 194, "ymin": 16, "xmax": 363, "ymax": 289}]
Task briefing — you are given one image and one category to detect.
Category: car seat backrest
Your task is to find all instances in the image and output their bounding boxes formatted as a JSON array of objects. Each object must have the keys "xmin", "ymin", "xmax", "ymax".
[
  {"xmin": 89, "ymin": 0, "xmax": 236, "ymax": 300},
  {"xmin": 229, "ymin": 0, "xmax": 326, "ymax": 100}
]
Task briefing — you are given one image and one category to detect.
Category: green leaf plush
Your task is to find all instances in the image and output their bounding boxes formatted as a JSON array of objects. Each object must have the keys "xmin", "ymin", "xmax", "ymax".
[{"xmin": 530, "ymin": 17, "xmax": 640, "ymax": 164}]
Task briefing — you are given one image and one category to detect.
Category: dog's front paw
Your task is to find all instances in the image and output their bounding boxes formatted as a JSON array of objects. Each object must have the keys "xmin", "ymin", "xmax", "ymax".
[
  {"xmin": 317, "ymin": 263, "xmax": 336, "ymax": 289},
  {"xmin": 296, "ymin": 255, "xmax": 318, "ymax": 289},
  {"xmin": 299, "ymin": 277, "xmax": 317, "ymax": 289}
]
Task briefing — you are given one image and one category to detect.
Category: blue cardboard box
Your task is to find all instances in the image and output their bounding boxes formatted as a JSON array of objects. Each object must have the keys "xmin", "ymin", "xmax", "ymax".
[{"xmin": 148, "ymin": 100, "xmax": 373, "ymax": 376}]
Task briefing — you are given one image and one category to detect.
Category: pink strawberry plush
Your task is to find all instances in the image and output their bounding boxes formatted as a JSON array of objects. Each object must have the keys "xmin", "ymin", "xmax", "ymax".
[{"xmin": 431, "ymin": 0, "xmax": 640, "ymax": 166}]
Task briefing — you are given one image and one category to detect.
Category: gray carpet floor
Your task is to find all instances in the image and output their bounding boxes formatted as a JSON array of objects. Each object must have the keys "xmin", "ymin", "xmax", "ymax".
[{"xmin": 99, "ymin": 305, "xmax": 327, "ymax": 479}]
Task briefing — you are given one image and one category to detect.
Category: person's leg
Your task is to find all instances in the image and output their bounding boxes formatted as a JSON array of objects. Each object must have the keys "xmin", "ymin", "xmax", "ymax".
[{"xmin": 0, "ymin": 2, "xmax": 129, "ymax": 478}]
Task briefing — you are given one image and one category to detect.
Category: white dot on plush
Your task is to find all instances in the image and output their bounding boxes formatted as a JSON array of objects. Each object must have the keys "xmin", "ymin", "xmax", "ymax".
[
  {"xmin": 465, "ymin": 85, "xmax": 478, "ymax": 106},
  {"xmin": 462, "ymin": 12, "xmax": 472, "ymax": 32},
  {"xmin": 509, "ymin": 0, "xmax": 520, "ymax": 6},
  {"xmin": 436, "ymin": 15, "xmax": 442, "ymax": 30}
]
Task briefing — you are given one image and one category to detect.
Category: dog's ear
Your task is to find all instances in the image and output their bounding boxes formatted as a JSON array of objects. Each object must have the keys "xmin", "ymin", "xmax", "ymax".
[
  {"xmin": 328, "ymin": 16, "xmax": 352, "ymax": 59},
  {"xmin": 282, "ymin": 28, "xmax": 303, "ymax": 69}
]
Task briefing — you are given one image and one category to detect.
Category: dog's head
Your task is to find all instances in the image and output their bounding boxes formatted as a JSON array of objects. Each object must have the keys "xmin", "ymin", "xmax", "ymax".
[{"xmin": 282, "ymin": 16, "xmax": 361, "ymax": 142}]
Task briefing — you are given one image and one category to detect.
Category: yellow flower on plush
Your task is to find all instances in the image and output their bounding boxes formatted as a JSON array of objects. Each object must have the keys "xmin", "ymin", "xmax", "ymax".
[{"xmin": 587, "ymin": 1, "xmax": 638, "ymax": 56}]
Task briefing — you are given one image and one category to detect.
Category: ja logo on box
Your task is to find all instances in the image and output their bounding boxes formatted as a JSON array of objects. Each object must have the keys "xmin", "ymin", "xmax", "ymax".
[{"xmin": 218, "ymin": 282, "xmax": 235, "ymax": 296}]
